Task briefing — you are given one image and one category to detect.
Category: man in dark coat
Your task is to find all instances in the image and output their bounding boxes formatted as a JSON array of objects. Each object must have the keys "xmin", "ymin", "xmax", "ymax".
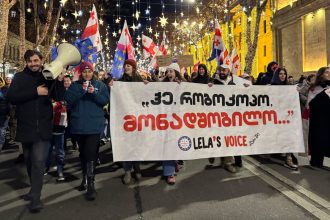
[
  {"xmin": 208, "ymin": 64, "xmax": 240, "ymax": 173},
  {"xmin": 7, "ymin": 50, "xmax": 65, "ymax": 213},
  {"xmin": 258, "ymin": 61, "xmax": 278, "ymax": 85}
]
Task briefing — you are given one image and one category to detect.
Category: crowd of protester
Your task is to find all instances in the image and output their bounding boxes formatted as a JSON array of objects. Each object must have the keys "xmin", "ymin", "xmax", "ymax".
[{"xmin": 0, "ymin": 49, "xmax": 329, "ymax": 213}]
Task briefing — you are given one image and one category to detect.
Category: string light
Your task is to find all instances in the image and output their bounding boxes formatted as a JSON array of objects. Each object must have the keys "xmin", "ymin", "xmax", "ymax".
[
  {"xmin": 72, "ymin": 10, "xmax": 79, "ymax": 19},
  {"xmin": 172, "ymin": 20, "xmax": 179, "ymax": 28},
  {"xmin": 131, "ymin": 23, "xmax": 137, "ymax": 31},
  {"xmin": 60, "ymin": 0, "xmax": 68, "ymax": 6},
  {"xmin": 62, "ymin": 23, "xmax": 68, "ymax": 29},
  {"xmin": 159, "ymin": 15, "xmax": 168, "ymax": 27}
]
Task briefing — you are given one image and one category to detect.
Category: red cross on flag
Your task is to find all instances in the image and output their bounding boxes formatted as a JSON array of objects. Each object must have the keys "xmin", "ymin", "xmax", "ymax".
[
  {"xmin": 148, "ymin": 32, "xmax": 167, "ymax": 69},
  {"xmin": 142, "ymin": 35, "xmax": 156, "ymax": 59},
  {"xmin": 159, "ymin": 31, "xmax": 167, "ymax": 56},
  {"xmin": 231, "ymin": 48, "xmax": 241, "ymax": 76},
  {"xmin": 220, "ymin": 49, "xmax": 232, "ymax": 71},
  {"xmin": 117, "ymin": 20, "xmax": 135, "ymax": 60},
  {"xmin": 193, "ymin": 60, "xmax": 200, "ymax": 72},
  {"xmin": 149, "ymin": 56, "xmax": 158, "ymax": 69},
  {"xmin": 208, "ymin": 20, "xmax": 226, "ymax": 63},
  {"xmin": 82, "ymin": 4, "xmax": 102, "ymax": 52},
  {"xmin": 214, "ymin": 20, "xmax": 225, "ymax": 51}
]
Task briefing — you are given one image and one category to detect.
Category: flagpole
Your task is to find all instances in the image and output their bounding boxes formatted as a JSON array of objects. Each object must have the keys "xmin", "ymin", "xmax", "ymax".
[{"xmin": 100, "ymin": 50, "xmax": 106, "ymax": 71}]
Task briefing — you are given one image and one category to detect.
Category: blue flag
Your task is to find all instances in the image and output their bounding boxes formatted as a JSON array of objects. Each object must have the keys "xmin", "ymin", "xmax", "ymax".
[
  {"xmin": 207, "ymin": 46, "xmax": 221, "ymax": 63},
  {"xmin": 207, "ymin": 43, "xmax": 222, "ymax": 66},
  {"xmin": 51, "ymin": 39, "xmax": 97, "ymax": 66},
  {"xmin": 51, "ymin": 47, "xmax": 58, "ymax": 61},
  {"xmin": 111, "ymin": 49, "xmax": 126, "ymax": 79},
  {"xmin": 74, "ymin": 39, "xmax": 97, "ymax": 64}
]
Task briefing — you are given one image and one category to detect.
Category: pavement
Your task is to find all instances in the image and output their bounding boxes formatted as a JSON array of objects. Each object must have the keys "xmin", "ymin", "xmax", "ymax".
[{"xmin": 0, "ymin": 142, "xmax": 329, "ymax": 220}]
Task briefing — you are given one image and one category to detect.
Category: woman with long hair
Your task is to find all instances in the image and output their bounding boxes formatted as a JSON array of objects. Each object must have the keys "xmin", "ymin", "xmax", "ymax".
[
  {"xmin": 271, "ymin": 67, "xmax": 298, "ymax": 170},
  {"xmin": 64, "ymin": 62, "xmax": 109, "ymax": 200},
  {"xmin": 308, "ymin": 66, "xmax": 330, "ymax": 167},
  {"xmin": 270, "ymin": 67, "xmax": 288, "ymax": 85},
  {"xmin": 192, "ymin": 64, "xmax": 210, "ymax": 84},
  {"xmin": 116, "ymin": 59, "xmax": 145, "ymax": 185},
  {"xmin": 161, "ymin": 63, "xmax": 184, "ymax": 184}
]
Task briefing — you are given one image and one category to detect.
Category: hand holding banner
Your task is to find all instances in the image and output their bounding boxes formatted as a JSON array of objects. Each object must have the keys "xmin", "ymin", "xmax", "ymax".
[{"xmin": 110, "ymin": 82, "xmax": 304, "ymax": 161}]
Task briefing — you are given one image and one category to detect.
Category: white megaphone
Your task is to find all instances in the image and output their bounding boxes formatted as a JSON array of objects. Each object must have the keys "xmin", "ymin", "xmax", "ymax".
[{"xmin": 42, "ymin": 43, "xmax": 81, "ymax": 80}]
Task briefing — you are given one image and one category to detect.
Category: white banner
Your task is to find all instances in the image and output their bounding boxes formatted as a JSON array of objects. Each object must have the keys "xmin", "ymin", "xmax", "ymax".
[{"xmin": 110, "ymin": 82, "xmax": 304, "ymax": 161}]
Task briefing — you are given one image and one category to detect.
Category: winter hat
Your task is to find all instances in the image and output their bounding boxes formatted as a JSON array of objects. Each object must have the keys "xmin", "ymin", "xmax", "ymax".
[
  {"xmin": 124, "ymin": 59, "xmax": 137, "ymax": 70},
  {"xmin": 166, "ymin": 62, "xmax": 180, "ymax": 73},
  {"xmin": 220, "ymin": 63, "xmax": 232, "ymax": 71},
  {"xmin": 79, "ymin": 62, "xmax": 94, "ymax": 73}
]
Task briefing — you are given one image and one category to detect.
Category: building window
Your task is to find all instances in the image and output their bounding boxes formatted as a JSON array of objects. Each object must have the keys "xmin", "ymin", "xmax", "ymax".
[
  {"xmin": 264, "ymin": 45, "xmax": 267, "ymax": 57},
  {"xmin": 11, "ymin": 10, "xmax": 17, "ymax": 18},
  {"xmin": 263, "ymin": 20, "xmax": 267, "ymax": 34}
]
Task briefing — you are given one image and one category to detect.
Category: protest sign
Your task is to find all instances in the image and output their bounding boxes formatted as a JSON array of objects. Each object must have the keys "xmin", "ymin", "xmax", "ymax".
[{"xmin": 111, "ymin": 82, "xmax": 304, "ymax": 161}]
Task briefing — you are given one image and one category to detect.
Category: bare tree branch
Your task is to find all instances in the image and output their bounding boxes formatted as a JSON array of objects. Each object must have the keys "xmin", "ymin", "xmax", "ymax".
[
  {"xmin": 9, "ymin": 0, "xmax": 17, "ymax": 8},
  {"xmin": 35, "ymin": 0, "xmax": 53, "ymax": 47}
]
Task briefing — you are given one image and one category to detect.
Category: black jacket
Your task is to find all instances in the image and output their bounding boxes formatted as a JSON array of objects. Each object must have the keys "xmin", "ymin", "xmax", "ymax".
[
  {"xmin": 192, "ymin": 74, "xmax": 210, "ymax": 84},
  {"xmin": 7, "ymin": 67, "xmax": 65, "ymax": 142},
  {"xmin": 0, "ymin": 87, "xmax": 9, "ymax": 126},
  {"xmin": 119, "ymin": 73, "xmax": 143, "ymax": 82},
  {"xmin": 308, "ymin": 89, "xmax": 330, "ymax": 158},
  {"xmin": 212, "ymin": 75, "xmax": 235, "ymax": 85}
]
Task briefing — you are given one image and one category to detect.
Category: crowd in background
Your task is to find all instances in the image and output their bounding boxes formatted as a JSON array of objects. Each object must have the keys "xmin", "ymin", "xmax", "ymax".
[{"xmin": 0, "ymin": 49, "xmax": 329, "ymax": 213}]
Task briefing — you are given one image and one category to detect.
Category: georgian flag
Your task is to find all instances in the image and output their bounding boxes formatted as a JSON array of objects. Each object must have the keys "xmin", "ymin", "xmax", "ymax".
[
  {"xmin": 111, "ymin": 20, "xmax": 136, "ymax": 79},
  {"xmin": 148, "ymin": 32, "xmax": 167, "ymax": 69},
  {"xmin": 220, "ymin": 49, "xmax": 232, "ymax": 70},
  {"xmin": 81, "ymin": 5, "xmax": 102, "ymax": 52},
  {"xmin": 231, "ymin": 48, "xmax": 241, "ymax": 75},
  {"xmin": 159, "ymin": 31, "xmax": 167, "ymax": 56},
  {"xmin": 193, "ymin": 60, "xmax": 200, "ymax": 72},
  {"xmin": 142, "ymin": 34, "xmax": 156, "ymax": 59}
]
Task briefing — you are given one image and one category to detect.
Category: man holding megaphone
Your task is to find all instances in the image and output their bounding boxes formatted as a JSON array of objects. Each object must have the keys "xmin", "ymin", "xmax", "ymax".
[{"xmin": 6, "ymin": 49, "xmax": 74, "ymax": 213}]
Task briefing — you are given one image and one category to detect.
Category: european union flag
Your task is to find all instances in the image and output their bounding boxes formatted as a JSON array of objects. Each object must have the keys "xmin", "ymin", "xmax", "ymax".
[
  {"xmin": 111, "ymin": 49, "xmax": 126, "ymax": 79},
  {"xmin": 51, "ymin": 39, "xmax": 97, "ymax": 66},
  {"xmin": 74, "ymin": 39, "xmax": 97, "ymax": 65},
  {"xmin": 51, "ymin": 47, "xmax": 58, "ymax": 61}
]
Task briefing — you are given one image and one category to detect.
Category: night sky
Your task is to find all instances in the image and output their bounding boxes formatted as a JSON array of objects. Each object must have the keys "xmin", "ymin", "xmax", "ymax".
[{"xmin": 102, "ymin": 0, "xmax": 200, "ymax": 37}]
